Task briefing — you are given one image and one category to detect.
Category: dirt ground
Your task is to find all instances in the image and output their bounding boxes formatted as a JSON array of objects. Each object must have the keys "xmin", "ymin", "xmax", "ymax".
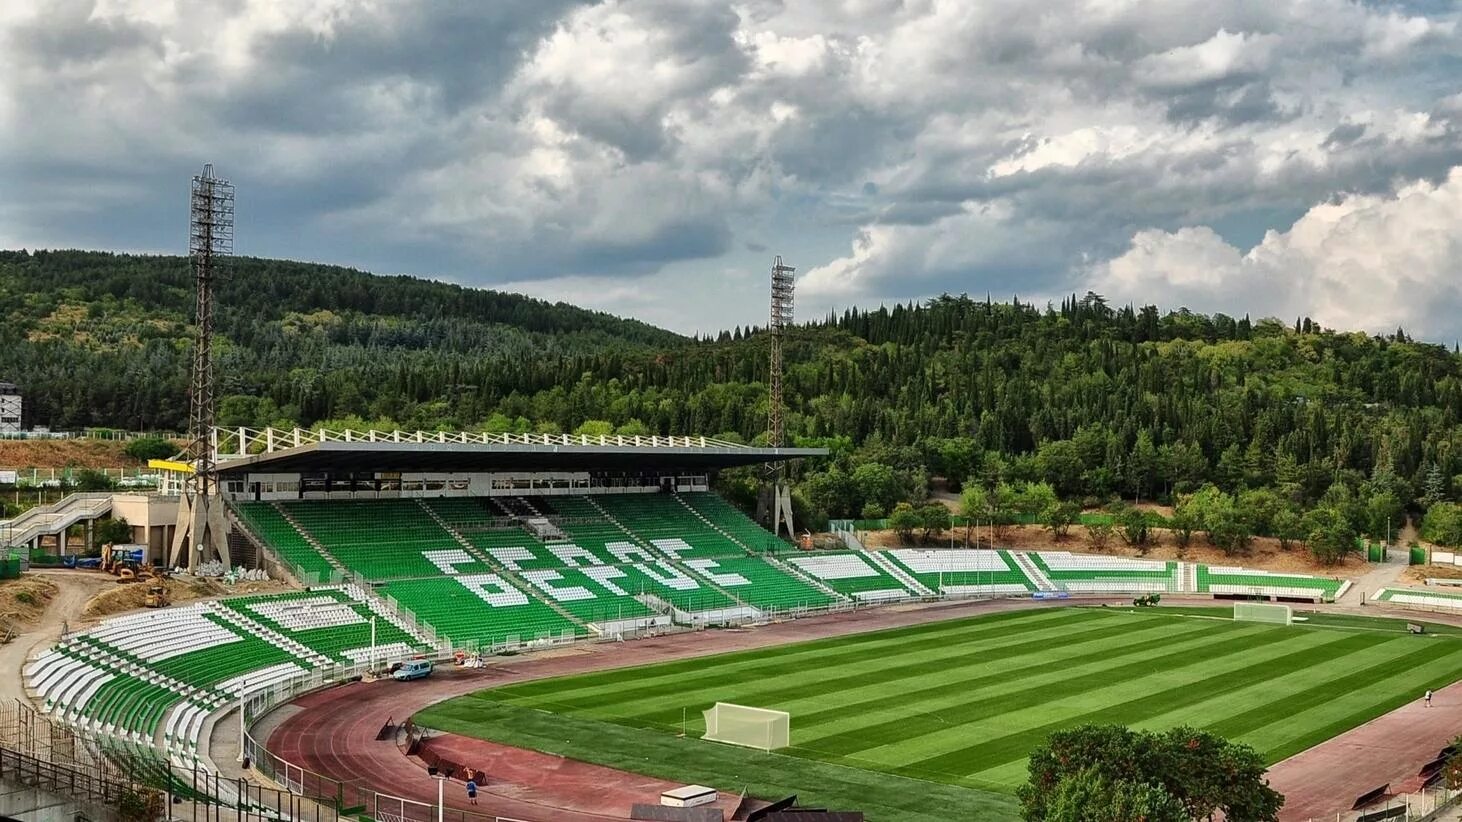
[
  {"xmin": 80, "ymin": 574, "xmax": 294, "ymax": 618},
  {"xmin": 0, "ymin": 576, "xmax": 58, "ymax": 629},
  {"xmin": 0, "ymin": 569, "xmax": 117, "ymax": 705},
  {"xmin": 1402, "ymin": 563, "xmax": 1462, "ymax": 584},
  {"xmin": 0, "ymin": 439, "xmax": 145, "ymax": 469},
  {"xmin": 857, "ymin": 524, "xmax": 1363, "ymax": 576}
]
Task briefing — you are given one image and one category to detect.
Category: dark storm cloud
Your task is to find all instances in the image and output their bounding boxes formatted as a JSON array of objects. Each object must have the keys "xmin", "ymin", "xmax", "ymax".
[{"xmin": 2, "ymin": 0, "xmax": 1461, "ymax": 335}]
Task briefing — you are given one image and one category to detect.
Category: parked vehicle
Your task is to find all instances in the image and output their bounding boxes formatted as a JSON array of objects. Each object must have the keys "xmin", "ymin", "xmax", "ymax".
[{"xmin": 392, "ymin": 660, "xmax": 433, "ymax": 681}]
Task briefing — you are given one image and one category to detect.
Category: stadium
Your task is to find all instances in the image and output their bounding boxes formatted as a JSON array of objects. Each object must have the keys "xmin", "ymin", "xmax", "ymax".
[{"xmin": 7, "ymin": 422, "xmax": 1462, "ymax": 822}]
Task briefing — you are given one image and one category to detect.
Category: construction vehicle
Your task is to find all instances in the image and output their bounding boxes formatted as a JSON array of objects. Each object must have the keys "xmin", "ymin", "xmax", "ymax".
[
  {"xmin": 102, "ymin": 544, "xmax": 148, "ymax": 581},
  {"xmin": 143, "ymin": 584, "xmax": 168, "ymax": 608}
]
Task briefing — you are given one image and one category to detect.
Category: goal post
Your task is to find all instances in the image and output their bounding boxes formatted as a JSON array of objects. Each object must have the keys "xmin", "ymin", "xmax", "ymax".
[
  {"xmin": 701, "ymin": 702, "xmax": 789, "ymax": 751},
  {"xmin": 1235, "ymin": 602, "xmax": 1292, "ymax": 625}
]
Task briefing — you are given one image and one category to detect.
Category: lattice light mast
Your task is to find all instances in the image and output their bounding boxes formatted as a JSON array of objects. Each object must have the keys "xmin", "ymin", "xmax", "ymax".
[
  {"xmin": 769, "ymin": 256, "xmax": 795, "ymax": 447},
  {"xmin": 768, "ymin": 256, "xmax": 797, "ymax": 539},
  {"xmin": 172, "ymin": 164, "xmax": 234, "ymax": 570}
]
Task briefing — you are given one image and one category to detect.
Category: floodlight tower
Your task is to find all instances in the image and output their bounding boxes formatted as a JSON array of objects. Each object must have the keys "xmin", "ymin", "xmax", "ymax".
[
  {"xmin": 768, "ymin": 256, "xmax": 796, "ymax": 539},
  {"xmin": 171, "ymin": 164, "xmax": 234, "ymax": 570}
]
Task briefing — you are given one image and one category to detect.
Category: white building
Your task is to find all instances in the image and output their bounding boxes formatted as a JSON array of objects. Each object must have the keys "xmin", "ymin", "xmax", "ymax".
[{"xmin": 0, "ymin": 381, "xmax": 21, "ymax": 432}]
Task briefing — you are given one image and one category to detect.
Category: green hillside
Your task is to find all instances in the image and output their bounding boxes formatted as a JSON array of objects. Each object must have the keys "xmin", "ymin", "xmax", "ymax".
[{"xmin": 8, "ymin": 249, "xmax": 1462, "ymax": 556}]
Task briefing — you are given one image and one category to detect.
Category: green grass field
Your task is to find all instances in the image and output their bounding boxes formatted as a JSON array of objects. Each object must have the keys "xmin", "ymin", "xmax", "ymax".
[{"xmin": 417, "ymin": 607, "xmax": 1462, "ymax": 821}]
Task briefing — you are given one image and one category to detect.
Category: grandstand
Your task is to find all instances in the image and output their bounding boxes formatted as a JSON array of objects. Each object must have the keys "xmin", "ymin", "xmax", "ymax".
[{"xmin": 1373, "ymin": 586, "xmax": 1462, "ymax": 611}]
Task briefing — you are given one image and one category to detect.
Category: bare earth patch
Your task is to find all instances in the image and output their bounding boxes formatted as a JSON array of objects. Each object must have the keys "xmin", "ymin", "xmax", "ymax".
[
  {"xmin": 0, "ymin": 576, "xmax": 59, "ymax": 629},
  {"xmin": 81, "ymin": 575, "xmax": 295, "ymax": 619},
  {"xmin": 0, "ymin": 439, "xmax": 145, "ymax": 469}
]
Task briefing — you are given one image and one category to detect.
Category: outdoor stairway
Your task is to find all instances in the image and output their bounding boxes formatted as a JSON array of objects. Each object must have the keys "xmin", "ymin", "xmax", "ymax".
[
  {"xmin": 672, "ymin": 493, "xmax": 751, "ymax": 551},
  {"xmin": 410, "ymin": 511, "xmax": 593, "ymax": 635},
  {"xmin": 271, "ymin": 504, "xmax": 349, "ymax": 576},
  {"xmin": 1009, "ymin": 552, "xmax": 1057, "ymax": 592},
  {"xmin": 763, "ymin": 554, "xmax": 847, "ymax": 603},
  {"xmin": 865, "ymin": 550, "xmax": 936, "ymax": 596}
]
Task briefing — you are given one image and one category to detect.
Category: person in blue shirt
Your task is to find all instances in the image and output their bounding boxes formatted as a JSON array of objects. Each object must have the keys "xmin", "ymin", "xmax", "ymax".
[{"xmin": 465, "ymin": 778, "xmax": 479, "ymax": 805}]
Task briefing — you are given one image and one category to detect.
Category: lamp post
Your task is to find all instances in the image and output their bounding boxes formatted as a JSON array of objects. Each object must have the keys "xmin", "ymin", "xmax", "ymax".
[
  {"xmin": 237, "ymin": 681, "xmax": 248, "ymax": 763},
  {"xmin": 429, "ymin": 765, "xmax": 446, "ymax": 822},
  {"xmin": 370, "ymin": 615, "xmax": 377, "ymax": 672}
]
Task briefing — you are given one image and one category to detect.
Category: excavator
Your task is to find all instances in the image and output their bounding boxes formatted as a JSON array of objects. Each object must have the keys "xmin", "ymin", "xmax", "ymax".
[{"xmin": 101, "ymin": 544, "xmax": 166, "ymax": 585}]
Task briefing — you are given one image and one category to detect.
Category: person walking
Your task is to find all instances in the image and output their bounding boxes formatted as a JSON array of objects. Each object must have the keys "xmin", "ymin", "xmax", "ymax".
[
  {"xmin": 466, "ymin": 777, "xmax": 479, "ymax": 805},
  {"xmin": 1425, "ymin": 689, "xmax": 1434, "ymax": 708}
]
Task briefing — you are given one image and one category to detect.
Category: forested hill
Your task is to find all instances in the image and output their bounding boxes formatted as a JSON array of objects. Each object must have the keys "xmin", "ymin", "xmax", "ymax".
[
  {"xmin": 0, "ymin": 249, "xmax": 683, "ymax": 428},
  {"xmin": 7, "ymin": 249, "xmax": 1462, "ymax": 541}
]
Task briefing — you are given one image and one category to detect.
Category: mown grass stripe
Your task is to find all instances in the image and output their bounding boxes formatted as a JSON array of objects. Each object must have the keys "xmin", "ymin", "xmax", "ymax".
[
  {"xmin": 905, "ymin": 631, "xmax": 1385, "ymax": 780},
  {"xmin": 600, "ymin": 614, "xmax": 1189, "ymax": 727},
  {"xmin": 496, "ymin": 607, "xmax": 1078, "ymax": 701},
  {"xmin": 491, "ymin": 608, "xmax": 1107, "ymax": 710},
  {"xmin": 782, "ymin": 617, "xmax": 1231, "ymax": 734},
  {"xmin": 798, "ymin": 622, "xmax": 1305, "ymax": 758}
]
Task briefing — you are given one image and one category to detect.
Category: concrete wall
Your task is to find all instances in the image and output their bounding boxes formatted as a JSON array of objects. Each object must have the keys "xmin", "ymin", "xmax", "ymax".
[{"xmin": 109, "ymin": 493, "xmax": 179, "ymax": 564}]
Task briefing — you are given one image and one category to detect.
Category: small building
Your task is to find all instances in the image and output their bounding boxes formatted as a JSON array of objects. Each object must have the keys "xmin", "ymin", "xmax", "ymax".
[{"xmin": 0, "ymin": 381, "xmax": 20, "ymax": 433}]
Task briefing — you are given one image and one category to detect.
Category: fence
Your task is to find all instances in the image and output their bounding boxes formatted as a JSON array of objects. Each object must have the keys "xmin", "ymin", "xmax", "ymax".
[{"xmin": 0, "ymin": 697, "xmax": 334, "ymax": 822}]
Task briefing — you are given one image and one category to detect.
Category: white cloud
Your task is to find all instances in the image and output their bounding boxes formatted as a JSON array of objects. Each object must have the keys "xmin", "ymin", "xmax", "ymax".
[
  {"xmin": 2, "ymin": 0, "xmax": 1461, "ymax": 334},
  {"xmin": 1088, "ymin": 167, "xmax": 1462, "ymax": 336}
]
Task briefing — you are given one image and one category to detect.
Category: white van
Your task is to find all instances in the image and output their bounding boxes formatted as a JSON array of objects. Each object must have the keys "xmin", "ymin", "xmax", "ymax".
[{"xmin": 392, "ymin": 659, "xmax": 433, "ymax": 681}]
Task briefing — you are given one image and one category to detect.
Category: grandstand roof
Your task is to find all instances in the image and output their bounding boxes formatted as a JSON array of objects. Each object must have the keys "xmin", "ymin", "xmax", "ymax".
[{"xmin": 211, "ymin": 428, "xmax": 825, "ymax": 474}]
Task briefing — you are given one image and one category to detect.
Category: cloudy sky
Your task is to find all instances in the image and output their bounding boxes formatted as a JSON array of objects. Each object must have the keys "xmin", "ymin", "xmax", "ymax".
[{"xmin": 2, "ymin": 1, "xmax": 1461, "ymax": 338}]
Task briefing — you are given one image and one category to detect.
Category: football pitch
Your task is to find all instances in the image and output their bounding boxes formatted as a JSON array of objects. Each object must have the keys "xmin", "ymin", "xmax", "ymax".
[{"xmin": 416, "ymin": 607, "xmax": 1462, "ymax": 820}]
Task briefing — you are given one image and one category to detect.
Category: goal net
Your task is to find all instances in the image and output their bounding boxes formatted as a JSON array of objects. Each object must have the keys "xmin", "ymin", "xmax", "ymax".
[
  {"xmin": 1235, "ymin": 602, "xmax": 1292, "ymax": 625},
  {"xmin": 702, "ymin": 702, "xmax": 790, "ymax": 751}
]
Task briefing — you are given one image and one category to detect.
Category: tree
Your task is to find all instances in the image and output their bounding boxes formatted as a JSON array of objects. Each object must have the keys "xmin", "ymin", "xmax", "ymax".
[
  {"xmin": 917, "ymin": 502, "xmax": 951, "ymax": 543},
  {"xmin": 91, "ymin": 517, "xmax": 131, "ymax": 553},
  {"xmin": 123, "ymin": 437, "xmax": 176, "ymax": 461},
  {"xmin": 887, "ymin": 502, "xmax": 920, "ymax": 543},
  {"xmin": 859, "ymin": 502, "xmax": 885, "ymax": 521},
  {"xmin": 1305, "ymin": 506, "xmax": 1357, "ymax": 565},
  {"xmin": 1035, "ymin": 440, "xmax": 1084, "ymax": 497},
  {"xmin": 1272, "ymin": 508, "xmax": 1305, "ymax": 551},
  {"xmin": 1364, "ymin": 490, "xmax": 1404, "ymax": 542},
  {"xmin": 1043, "ymin": 768, "xmax": 1186, "ymax": 822},
  {"xmin": 1421, "ymin": 463, "xmax": 1449, "ymax": 510},
  {"xmin": 852, "ymin": 462, "xmax": 903, "ymax": 515},
  {"xmin": 73, "ymin": 469, "xmax": 114, "ymax": 492},
  {"xmin": 1113, "ymin": 504, "xmax": 1151, "ymax": 552},
  {"xmin": 1126, "ymin": 431, "xmax": 1159, "ymax": 502},
  {"xmin": 1086, "ymin": 521, "xmax": 1114, "ymax": 551},
  {"xmin": 1168, "ymin": 503, "xmax": 1198, "ymax": 549},
  {"xmin": 1045, "ymin": 501, "xmax": 1080, "ymax": 541},
  {"xmin": 959, "ymin": 484, "xmax": 989, "ymax": 545},
  {"xmin": 1014, "ymin": 481, "xmax": 1058, "ymax": 521},
  {"xmin": 1019, "ymin": 724, "xmax": 1282, "ymax": 822},
  {"xmin": 1423, "ymin": 502, "xmax": 1462, "ymax": 547}
]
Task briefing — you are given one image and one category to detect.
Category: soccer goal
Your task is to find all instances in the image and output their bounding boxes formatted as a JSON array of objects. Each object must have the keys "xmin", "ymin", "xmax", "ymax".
[
  {"xmin": 702, "ymin": 702, "xmax": 790, "ymax": 751},
  {"xmin": 1235, "ymin": 602, "xmax": 1292, "ymax": 625}
]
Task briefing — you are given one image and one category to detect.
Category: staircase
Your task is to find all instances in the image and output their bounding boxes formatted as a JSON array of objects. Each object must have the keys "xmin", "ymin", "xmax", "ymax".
[
  {"xmin": 865, "ymin": 550, "xmax": 937, "ymax": 597},
  {"xmin": 208, "ymin": 605, "xmax": 333, "ymax": 669},
  {"xmin": 417, "ymin": 500, "xmax": 481, "ymax": 556},
  {"xmin": 2, "ymin": 493, "xmax": 113, "ymax": 549},
  {"xmin": 763, "ymin": 554, "xmax": 847, "ymax": 603},
  {"xmin": 270, "ymin": 504, "xmax": 349, "ymax": 576},
  {"xmin": 581, "ymin": 496, "xmax": 750, "ymax": 610},
  {"xmin": 1009, "ymin": 552, "xmax": 1057, "ymax": 592},
  {"xmin": 671, "ymin": 493, "xmax": 751, "ymax": 551},
  {"xmin": 414, "ymin": 504, "xmax": 589, "ymax": 633},
  {"xmin": 335, "ymin": 582, "xmax": 441, "ymax": 649}
]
